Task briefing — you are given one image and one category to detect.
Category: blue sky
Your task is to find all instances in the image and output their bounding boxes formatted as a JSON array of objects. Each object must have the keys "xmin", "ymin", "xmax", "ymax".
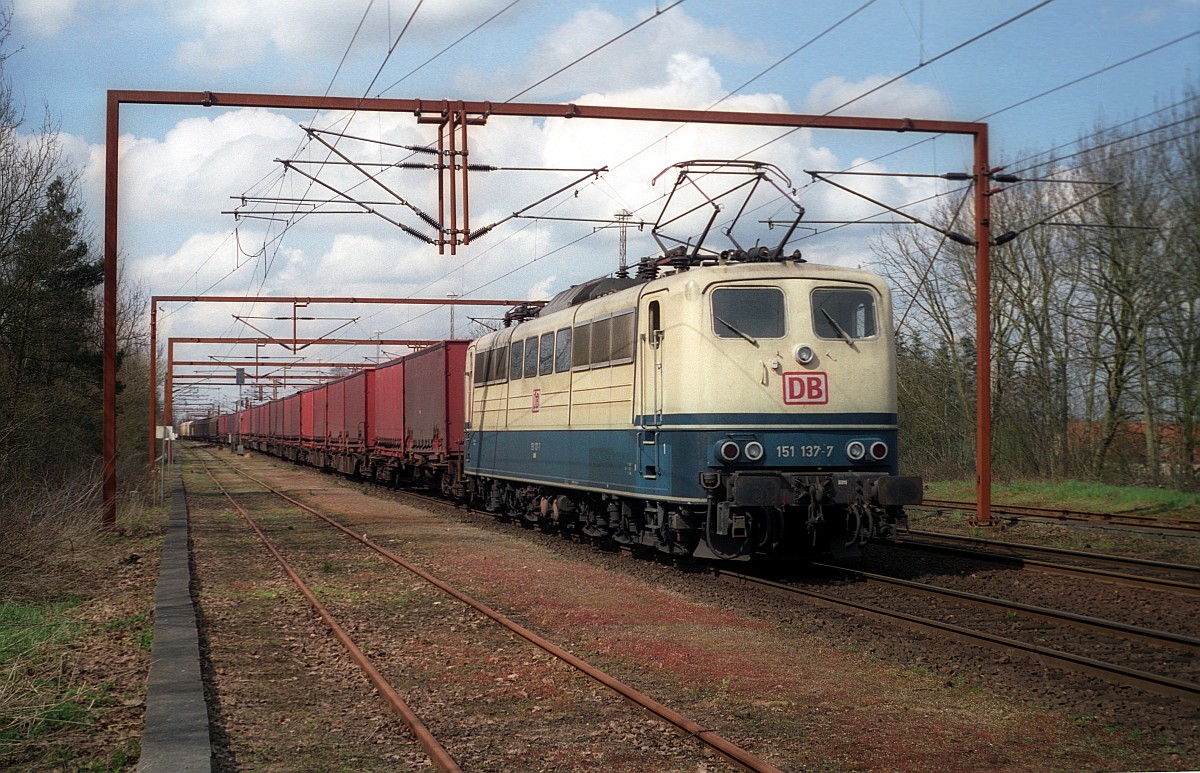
[{"xmin": 4, "ymin": 0, "xmax": 1197, "ymax": 413}]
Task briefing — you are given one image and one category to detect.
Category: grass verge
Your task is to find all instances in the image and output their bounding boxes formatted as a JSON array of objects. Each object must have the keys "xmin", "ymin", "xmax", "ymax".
[
  {"xmin": 0, "ymin": 488, "xmax": 165, "ymax": 771},
  {"xmin": 926, "ymin": 479, "xmax": 1200, "ymax": 517}
]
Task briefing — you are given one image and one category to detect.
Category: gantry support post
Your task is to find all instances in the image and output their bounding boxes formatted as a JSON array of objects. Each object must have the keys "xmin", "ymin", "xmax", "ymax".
[
  {"xmin": 972, "ymin": 126, "xmax": 996, "ymax": 528},
  {"xmin": 148, "ymin": 300, "xmax": 158, "ymax": 471}
]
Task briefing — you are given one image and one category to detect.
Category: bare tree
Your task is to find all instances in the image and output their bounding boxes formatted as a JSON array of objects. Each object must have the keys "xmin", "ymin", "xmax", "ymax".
[{"xmin": 874, "ymin": 89, "xmax": 1199, "ymax": 488}]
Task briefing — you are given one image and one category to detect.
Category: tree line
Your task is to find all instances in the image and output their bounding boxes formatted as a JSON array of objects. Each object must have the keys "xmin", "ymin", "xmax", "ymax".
[
  {"xmin": 877, "ymin": 92, "xmax": 1199, "ymax": 489},
  {"xmin": 0, "ymin": 10, "xmax": 148, "ymax": 524}
]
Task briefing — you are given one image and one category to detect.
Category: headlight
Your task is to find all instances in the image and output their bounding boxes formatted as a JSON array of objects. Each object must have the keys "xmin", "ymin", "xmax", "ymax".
[
  {"xmin": 794, "ymin": 344, "xmax": 816, "ymax": 365},
  {"xmin": 744, "ymin": 441, "xmax": 765, "ymax": 461},
  {"xmin": 870, "ymin": 441, "xmax": 889, "ymax": 461},
  {"xmin": 846, "ymin": 440, "xmax": 866, "ymax": 461},
  {"xmin": 718, "ymin": 440, "xmax": 741, "ymax": 462}
]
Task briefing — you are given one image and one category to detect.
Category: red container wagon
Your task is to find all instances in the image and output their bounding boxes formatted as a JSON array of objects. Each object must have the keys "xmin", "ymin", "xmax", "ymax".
[
  {"xmin": 404, "ymin": 341, "xmax": 468, "ymax": 462},
  {"xmin": 336, "ymin": 367, "xmax": 372, "ymax": 448},
  {"xmin": 373, "ymin": 357, "xmax": 406, "ymax": 456},
  {"xmin": 269, "ymin": 398, "xmax": 283, "ymax": 440},
  {"xmin": 282, "ymin": 393, "xmax": 302, "ymax": 441},
  {"xmin": 325, "ymin": 368, "xmax": 374, "ymax": 452},
  {"xmin": 217, "ymin": 413, "xmax": 233, "ymax": 439},
  {"xmin": 300, "ymin": 387, "xmax": 319, "ymax": 447},
  {"xmin": 252, "ymin": 402, "xmax": 270, "ymax": 440},
  {"xmin": 327, "ymin": 377, "xmax": 345, "ymax": 447},
  {"xmin": 312, "ymin": 383, "xmax": 329, "ymax": 449},
  {"xmin": 314, "ymin": 369, "xmax": 373, "ymax": 474}
]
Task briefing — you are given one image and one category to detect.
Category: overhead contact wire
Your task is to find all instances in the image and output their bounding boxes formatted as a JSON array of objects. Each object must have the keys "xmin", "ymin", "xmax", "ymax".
[{"xmin": 505, "ymin": 0, "xmax": 687, "ymax": 103}]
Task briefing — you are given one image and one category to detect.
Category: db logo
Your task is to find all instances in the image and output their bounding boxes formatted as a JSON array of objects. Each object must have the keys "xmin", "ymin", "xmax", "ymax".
[
  {"xmin": 532, "ymin": 388, "xmax": 541, "ymax": 413},
  {"xmin": 783, "ymin": 372, "xmax": 829, "ymax": 405}
]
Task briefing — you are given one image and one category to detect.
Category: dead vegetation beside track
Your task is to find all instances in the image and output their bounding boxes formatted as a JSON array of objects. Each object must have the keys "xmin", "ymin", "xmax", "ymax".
[{"xmin": 0, "ymin": 487, "xmax": 163, "ymax": 770}]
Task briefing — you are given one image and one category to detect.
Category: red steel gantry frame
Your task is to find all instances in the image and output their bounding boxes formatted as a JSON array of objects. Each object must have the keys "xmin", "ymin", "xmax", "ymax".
[{"xmin": 106, "ymin": 90, "xmax": 996, "ymax": 529}]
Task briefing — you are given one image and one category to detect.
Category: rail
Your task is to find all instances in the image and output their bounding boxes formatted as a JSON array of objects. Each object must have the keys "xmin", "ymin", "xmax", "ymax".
[{"xmin": 198, "ymin": 448, "xmax": 783, "ymax": 773}]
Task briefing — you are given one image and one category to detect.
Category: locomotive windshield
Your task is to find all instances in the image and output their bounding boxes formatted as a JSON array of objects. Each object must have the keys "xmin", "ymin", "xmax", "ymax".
[
  {"xmin": 711, "ymin": 287, "xmax": 786, "ymax": 341},
  {"xmin": 812, "ymin": 288, "xmax": 877, "ymax": 340}
]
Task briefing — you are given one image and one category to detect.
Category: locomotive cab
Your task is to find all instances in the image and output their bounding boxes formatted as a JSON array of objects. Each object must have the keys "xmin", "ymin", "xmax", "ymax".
[{"xmin": 632, "ymin": 260, "xmax": 922, "ymax": 559}]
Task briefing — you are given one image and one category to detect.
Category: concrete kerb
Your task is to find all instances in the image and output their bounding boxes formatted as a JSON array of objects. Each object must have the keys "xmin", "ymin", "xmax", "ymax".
[{"xmin": 138, "ymin": 466, "xmax": 212, "ymax": 772}]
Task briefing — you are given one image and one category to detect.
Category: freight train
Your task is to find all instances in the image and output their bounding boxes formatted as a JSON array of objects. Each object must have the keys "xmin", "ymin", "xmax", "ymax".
[{"xmin": 183, "ymin": 249, "xmax": 922, "ymax": 561}]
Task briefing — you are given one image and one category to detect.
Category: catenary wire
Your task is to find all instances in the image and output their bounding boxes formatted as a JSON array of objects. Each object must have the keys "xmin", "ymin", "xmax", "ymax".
[
  {"xmin": 504, "ymin": 1, "xmax": 687, "ymax": 103},
  {"xmin": 374, "ymin": 0, "xmax": 524, "ymax": 97}
]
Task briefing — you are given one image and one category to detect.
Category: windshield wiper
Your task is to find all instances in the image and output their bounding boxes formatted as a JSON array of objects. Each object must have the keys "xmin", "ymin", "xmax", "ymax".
[
  {"xmin": 714, "ymin": 315, "xmax": 759, "ymax": 347},
  {"xmin": 821, "ymin": 309, "xmax": 859, "ymax": 351}
]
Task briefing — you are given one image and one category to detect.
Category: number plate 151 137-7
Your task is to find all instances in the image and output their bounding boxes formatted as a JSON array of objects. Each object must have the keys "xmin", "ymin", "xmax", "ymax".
[{"xmin": 775, "ymin": 445, "xmax": 833, "ymax": 459}]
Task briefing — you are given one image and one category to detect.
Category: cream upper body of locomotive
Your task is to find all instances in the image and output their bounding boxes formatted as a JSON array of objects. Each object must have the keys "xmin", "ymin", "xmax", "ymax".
[{"xmin": 467, "ymin": 260, "xmax": 897, "ymax": 433}]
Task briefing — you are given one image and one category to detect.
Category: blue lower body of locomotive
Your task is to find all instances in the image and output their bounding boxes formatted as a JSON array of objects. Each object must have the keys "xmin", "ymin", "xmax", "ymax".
[{"xmin": 464, "ymin": 412, "xmax": 898, "ymax": 502}]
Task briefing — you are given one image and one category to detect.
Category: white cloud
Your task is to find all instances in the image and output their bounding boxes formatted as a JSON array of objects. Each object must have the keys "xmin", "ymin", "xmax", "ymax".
[
  {"xmin": 166, "ymin": 0, "xmax": 524, "ymax": 75},
  {"xmin": 804, "ymin": 75, "xmax": 950, "ymax": 119},
  {"xmin": 12, "ymin": 0, "xmax": 82, "ymax": 37},
  {"xmin": 117, "ymin": 108, "xmax": 301, "ymax": 219},
  {"xmin": 525, "ymin": 275, "xmax": 558, "ymax": 300},
  {"xmin": 458, "ymin": 6, "xmax": 761, "ymax": 100}
]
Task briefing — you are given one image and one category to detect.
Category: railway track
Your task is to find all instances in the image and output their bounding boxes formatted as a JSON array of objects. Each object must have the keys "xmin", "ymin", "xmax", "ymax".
[
  {"xmin": 349, "ymin": 468, "xmax": 1200, "ymax": 704},
  {"xmin": 918, "ymin": 498, "xmax": 1200, "ymax": 535},
  {"xmin": 713, "ymin": 566, "xmax": 1200, "ymax": 705},
  {"xmin": 888, "ymin": 530, "xmax": 1200, "ymax": 597},
  {"xmin": 189, "ymin": 448, "xmax": 781, "ymax": 772}
]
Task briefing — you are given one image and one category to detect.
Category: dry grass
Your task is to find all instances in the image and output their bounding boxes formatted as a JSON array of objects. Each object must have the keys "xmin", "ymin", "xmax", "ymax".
[
  {"xmin": 0, "ymin": 473, "xmax": 105, "ymax": 601},
  {"xmin": 0, "ymin": 476, "xmax": 164, "ymax": 770}
]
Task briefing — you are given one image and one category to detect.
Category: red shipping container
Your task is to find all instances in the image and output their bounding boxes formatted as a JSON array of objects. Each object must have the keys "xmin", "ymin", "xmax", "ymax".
[
  {"xmin": 404, "ymin": 341, "xmax": 468, "ymax": 460},
  {"xmin": 300, "ymin": 388, "xmax": 317, "ymax": 444},
  {"xmin": 255, "ymin": 403, "xmax": 269, "ymax": 438},
  {"xmin": 312, "ymin": 384, "xmax": 329, "ymax": 447},
  {"xmin": 283, "ymin": 393, "xmax": 302, "ymax": 440},
  {"xmin": 327, "ymin": 377, "xmax": 346, "ymax": 447},
  {"xmin": 325, "ymin": 369, "xmax": 374, "ymax": 451},
  {"xmin": 357, "ymin": 368, "xmax": 375, "ymax": 449},
  {"xmin": 374, "ymin": 357, "xmax": 405, "ymax": 450}
]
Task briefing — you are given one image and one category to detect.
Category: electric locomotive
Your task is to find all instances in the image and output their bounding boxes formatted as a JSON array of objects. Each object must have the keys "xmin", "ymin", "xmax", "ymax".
[
  {"xmin": 464, "ymin": 248, "xmax": 922, "ymax": 560},
  {"xmin": 193, "ymin": 160, "xmax": 922, "ymax": 561}
]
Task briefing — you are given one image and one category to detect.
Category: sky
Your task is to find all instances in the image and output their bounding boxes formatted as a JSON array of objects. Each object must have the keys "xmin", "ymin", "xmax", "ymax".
[{"xmin": 4, "ymin": 0, "xmax": 1198, "ymax": 417}]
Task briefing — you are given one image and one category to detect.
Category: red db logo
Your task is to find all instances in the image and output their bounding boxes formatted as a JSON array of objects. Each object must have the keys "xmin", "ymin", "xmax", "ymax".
[
  {"xmin": 783, "ymin": 372, "xmax": 828, "ymax": 405},
  {"xmin": 532, "ymin": 388, "xmax": 541, "ymax": 413}
]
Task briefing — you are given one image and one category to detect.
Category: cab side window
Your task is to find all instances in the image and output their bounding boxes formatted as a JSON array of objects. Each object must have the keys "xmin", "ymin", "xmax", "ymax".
[
  {"xmin": 555, "ymin": 327, "xmax": 572, "ymax": 372},
  {"xmin": 509, "ymin": 339, "xmax": 524, "ymax": 381},
  {"xmin": 523, "ymin": 336, "xmax": 539, "ymax": 378},
  {"xmin": 539, "ymin": 332, "xmax": 555, "ymax": 375}
]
